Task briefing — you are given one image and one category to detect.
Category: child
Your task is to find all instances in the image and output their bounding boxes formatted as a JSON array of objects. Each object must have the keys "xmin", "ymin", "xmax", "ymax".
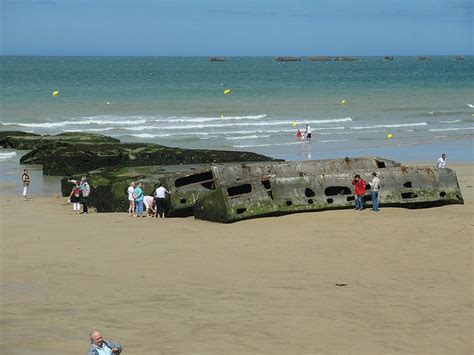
[{"xmin": 69, "ymin": 181, "xmax": 82, "ymax": 214}]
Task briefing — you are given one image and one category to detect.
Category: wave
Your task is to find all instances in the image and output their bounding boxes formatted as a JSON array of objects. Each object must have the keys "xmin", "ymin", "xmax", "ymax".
[
  {"xmin": 468, "ymin": 104, "xmax": 474, "ymax": 108},
  {"xmin": 164, "ymin": 114, "xmax": 267, "ymax": 122},
  {"xmin": 2, "ymin": 119, "xmax": 147, "ymax": 128},
  {"xmin": 440, "ymin": 119, "xmax": 462, "ymax": 124},
  {"xmin": 350, "ymin": 122, "xmax": 427, "ymax": 130},
  {"xmin": 428, "ymin": 127, "xmax": 474, "ymax": 132},
  {"xmin": 225, "ymin": 135, "xmax": 271, "ymax": 140},
  {"xmin": 424, "ymin": 110, "xmax": 467, "ymax": 116},
  {"xmin": 0, "ymin": 151, "xmax": 17, "ymax": 160},
  {"xmin": 62, "ymin": 127, "xmax": 116, "ymax": 132},
  {"xmin": 128, "ymin": 133, "xmax": 157, "ymax": 138}
]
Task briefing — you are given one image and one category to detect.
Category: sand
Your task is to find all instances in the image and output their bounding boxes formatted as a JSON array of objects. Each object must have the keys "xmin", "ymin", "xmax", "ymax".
[{"xmin": 1, "ymin": 163, "xmax": 472, "ymax": 354}]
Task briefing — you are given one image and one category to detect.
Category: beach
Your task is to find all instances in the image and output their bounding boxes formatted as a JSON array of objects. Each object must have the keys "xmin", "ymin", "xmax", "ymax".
[{"xmin": 1, "ymin": 162, "xmax": 472, "ymax": 354}]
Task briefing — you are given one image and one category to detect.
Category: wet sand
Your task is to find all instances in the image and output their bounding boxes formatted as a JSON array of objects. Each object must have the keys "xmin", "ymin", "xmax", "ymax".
[{"xmin": 1, "ymin": 163, "xmax": 472, "ymax": 354}]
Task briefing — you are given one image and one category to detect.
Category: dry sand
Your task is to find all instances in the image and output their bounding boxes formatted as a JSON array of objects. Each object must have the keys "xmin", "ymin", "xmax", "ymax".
[{"xmin": 1, "ymin": 163, "xmax": 473, "ymax": 354}]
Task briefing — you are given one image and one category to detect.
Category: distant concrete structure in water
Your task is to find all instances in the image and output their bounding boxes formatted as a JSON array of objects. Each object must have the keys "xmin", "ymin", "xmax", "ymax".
[
  {"xmin": 308, "ymin": 56, "xmax": 331, "ymax": 61},
  {"xmin": 384, "ymin": 56, "xmax": 394, "ymax": 61},
  {"xmin": 334, "ymin": 56, "xmax": 357, "ymax": 61},
  {"xmin": 418, "ymin": 56, "xmax": 432, "ymax": 61},
  {"xmin": 275, "ymin": 56, "xmax": 302, "ymax": 62},
  {"xmin": 453, "ymin": 55, "xmax": 464, "ymax": 60},
  {"xmin": 209, "ymin": 57, "xmax": 227, "ymax": 62}
]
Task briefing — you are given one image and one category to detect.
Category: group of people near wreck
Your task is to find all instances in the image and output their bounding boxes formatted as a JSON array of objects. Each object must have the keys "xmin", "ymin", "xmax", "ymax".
[
  {"xmin": 352, "ymin": 171, "xmax": 380, "ymax": 212},
  {"xmin": 127, "ymin": 181, "xmax": 169, "ymax": 218}
]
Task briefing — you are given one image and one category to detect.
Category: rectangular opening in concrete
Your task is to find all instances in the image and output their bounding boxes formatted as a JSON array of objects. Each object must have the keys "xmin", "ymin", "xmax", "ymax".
[
  {"xmin": 376, "ymin": 160, "xmax": 386, "ymax": 168},
  {"xmin": 227, "ymin": 183, "xmax": 252, "ymax": 197},
  {"xmin": 175, "ymin": 171, "xmax": 214, "ymax": 188},
  {"xmin": 325, "ymin": 186, "xmax": 352, "ymax": 196}
]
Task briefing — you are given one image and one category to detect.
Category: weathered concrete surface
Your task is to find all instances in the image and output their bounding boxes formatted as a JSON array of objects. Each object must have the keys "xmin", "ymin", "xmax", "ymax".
[
  {"xmin": 308, "ymin": 56, "xmax": 331, "ymax": 61},
  {"xmin": 60, "ymin": 157, "xmax": 398, "ymax": 215},
  {"xmin": 334, "ymin": 56, "xmax": 357, "ymax": 61},
  {"xmin": 162, "ymin": 157, "xmax": 400, "ymax": 217},
  {"xmin": 0, "ymin": 131, "xmax": 119, "ymax": 150},
  {"xmin": 194, "ymin": 166, "xmax": 464, "ymax": 223},
  {"xmin": 21, "ymin": 141, "xmax": 278, "ymax": 176},
  {"xmin": 275, "ymin": 57, "xmax": 302, "ymax": 62}
]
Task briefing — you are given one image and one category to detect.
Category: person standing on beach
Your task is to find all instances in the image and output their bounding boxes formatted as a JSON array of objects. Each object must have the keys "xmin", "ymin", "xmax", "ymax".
[
  {"xmin": 80, "ymin": 177, "xmax": 91, "ymax": 214},
  {"xmin": 437, "ymin": 153, "xmax": 447, "ymax": 168},
  {"xmin": 127, "ymin": 182, "xmax": 136, "ymax": 217},
  {"xmin": 369, "ymin": 172, "xmax": 381, "ymax": 212},
  {"xmin": 88, "ymin": 329, "xmax": 122, "ymax": 355},
  {"xmin": 154, "ymin": 183, "xmax": 169, "ymax": 218},
  {"xmin": 69, "ymin": 181, "xmax": 82, "ymax": 214},
  {"xmin": 133, "ymin": 182, "xmax": 144, "ymax": 217},
  {"xmin": 351, "ymin": 174, "xmax": 366, "ymax": 210},
  {"xmin": 21, "ymin": 169, "xmax": 30, "ymax": 200}
]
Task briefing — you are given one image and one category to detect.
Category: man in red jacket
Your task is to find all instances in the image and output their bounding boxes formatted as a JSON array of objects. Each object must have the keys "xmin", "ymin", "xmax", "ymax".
[{"xmin": 351, "ymin": 174, "xmax": 366, "ymax": 210}]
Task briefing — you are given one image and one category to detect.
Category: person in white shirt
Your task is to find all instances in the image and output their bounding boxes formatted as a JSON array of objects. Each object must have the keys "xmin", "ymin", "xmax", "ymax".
[
  {"xmin": 154, "ymin": 183, "xmax": 169, "ymax": 218},
  {"xmin": 305, "ymin": 123, "xmax": 312, "ymax": 141},
  {"xmin": 127, "ymin": 182, "xmax": 136, "ymax": 217},
  {"xmin": 369, "ymin": 172, "xmax": 381, "ymax": 212},
  {"xmin": 437, "ymin": 154, "xmax": 447, "ymax": 168}
]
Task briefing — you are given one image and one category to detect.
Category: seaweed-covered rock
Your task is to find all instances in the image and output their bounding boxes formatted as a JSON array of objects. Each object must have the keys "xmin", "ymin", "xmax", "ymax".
[
  {"xmin": 23, "ymin": 141, "xmax": 278, "ymax": 176},
  {"xmin": 0, "ymin": 131, "xmax": 119, "ymax": 150}
]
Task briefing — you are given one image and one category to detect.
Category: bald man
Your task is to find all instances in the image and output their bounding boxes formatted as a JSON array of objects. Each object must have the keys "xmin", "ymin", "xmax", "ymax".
[{"xmin": 88, "ymin": 329, "xmax": 122, "ymax": 355}]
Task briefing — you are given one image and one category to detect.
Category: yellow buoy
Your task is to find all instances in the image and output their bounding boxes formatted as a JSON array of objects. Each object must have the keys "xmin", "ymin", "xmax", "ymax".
[
  {"xmin": 387, "ymin": 133, "xmax": 393, "ymax": 139},
  {"xmin": 106, "ymin": 101, "xmax": 111, "ymax": 105},
  {"xmin": 52, "ymin": 90, "xmax": 60, "ymax": 96},
  {"xmin": 340, "ymin": 99, "xmax": 347, "ymax": 105},
  {"xmin": 292, "ymin": 121, "xmax": 297, "ymax": 128},
  {"xmin": 220, "ymin": 115, "xmax": 224, "ymax": 118},
  {"xmin": 223, "ymin": 89, "xmax": 231, "ymax": 95}
]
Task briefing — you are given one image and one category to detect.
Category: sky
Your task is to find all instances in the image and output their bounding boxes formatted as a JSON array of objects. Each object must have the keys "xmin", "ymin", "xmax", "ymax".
[{"xmin": 1, "ymin": 0, "xmax": 472, "ymax": 56}]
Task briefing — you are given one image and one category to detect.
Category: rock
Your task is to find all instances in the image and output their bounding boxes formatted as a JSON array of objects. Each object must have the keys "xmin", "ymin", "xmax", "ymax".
[
  {"xmin": 21, "ymin": 141, "xmax": 279, "ymax": 176},
  {"xmin": 0, "ymin": 131, "xmax": 119, "ymax": 150}
]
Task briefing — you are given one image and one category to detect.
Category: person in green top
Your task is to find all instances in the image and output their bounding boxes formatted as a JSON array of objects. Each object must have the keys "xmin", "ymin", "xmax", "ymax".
[{"xmin": 133, "ymin": 182, "xmax": 144, "ymax": 217}]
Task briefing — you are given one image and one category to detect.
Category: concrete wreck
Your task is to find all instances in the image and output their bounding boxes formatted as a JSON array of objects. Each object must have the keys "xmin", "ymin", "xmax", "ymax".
[
  {"xmin": 158, "ymin": 156, "xmax": 460, "ymax": 222},
  {"xmin": 161, "ymin": 157, "xmax": 401, "ymax": 217}
]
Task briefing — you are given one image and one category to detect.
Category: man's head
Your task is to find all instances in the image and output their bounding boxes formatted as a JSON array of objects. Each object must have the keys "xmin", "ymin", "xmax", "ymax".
[
  {"xmin": 442, "ymin": 154, "xmax": 446, "ymax": 159},
  {"xmin": 81, "ymin": 176, "xmax": 87, "ymax": 182},
  {"xmin": 372, "ymin": 172, "xmax": 377, "ymax": 177},
  {"xmin": 90, "ymin": 329, "xmax": 104, "ymax": 347},
  {"xmin": 354, "ymin": 174, "xmax": 361, "ymax": 179},
  {"xmin": 23, "ymin": 169, "xmax": 28, "ymax": 174}
]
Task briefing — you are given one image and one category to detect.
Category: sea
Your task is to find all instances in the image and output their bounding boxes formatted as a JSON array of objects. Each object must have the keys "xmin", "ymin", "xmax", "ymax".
[{"xmin": 1, "ymin": 56, "xmax": 473, "ymax": 187}]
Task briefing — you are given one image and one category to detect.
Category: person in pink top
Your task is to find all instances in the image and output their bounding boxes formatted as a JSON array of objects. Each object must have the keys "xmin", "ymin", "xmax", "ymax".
[{"xmin": 143, "ymin": 195, "xmax": 156, "ymax": 217}]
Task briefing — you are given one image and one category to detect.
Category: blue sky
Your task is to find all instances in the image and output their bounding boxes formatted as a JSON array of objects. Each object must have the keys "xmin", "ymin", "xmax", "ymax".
[{"xmin": 1, "ymin": 0, "xmax": 472, "ymax": 56}]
